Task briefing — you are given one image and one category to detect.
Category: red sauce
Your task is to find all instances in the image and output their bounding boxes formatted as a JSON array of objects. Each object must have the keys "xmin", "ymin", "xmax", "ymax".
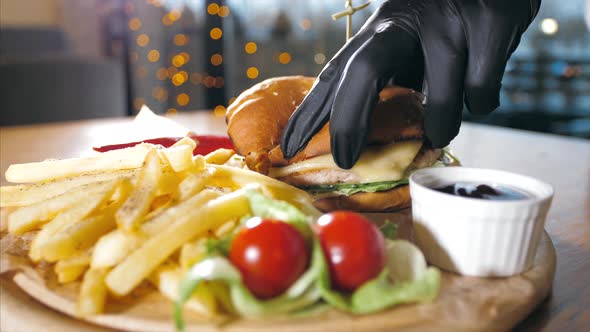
[{"xmin": 93, "ymin": 134, "xmax": 234, "ymax": 156}]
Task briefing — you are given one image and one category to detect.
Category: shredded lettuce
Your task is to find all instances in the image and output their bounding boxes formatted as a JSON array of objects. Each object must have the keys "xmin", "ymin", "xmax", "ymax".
[
  {"xmin": 379, "ymin": 220, "xmax": 398, "ymax": 240},
  {"xmin": 245, "ymin": 188, "xmax": 312, "ymax": 239},
  {"xmin": 302, "ymin": 147, "xmax": 459, "ymax": 196},
  {"xmin": 175, "ymin": 190, "xmax": 440, "ymax": 331},
  {"xmin": 175, "ymin": 189, "xmax": 319, "ymax": 330},
  {"xmin": 316, "ymin": 239, "xmax": 440, "ymax": 314},
  {"xmin": 303, "ymin": 179, "xmax": 409, "ymax": 196},
  {"xmin": 175, "ymin": 247, "xmax": 323, "ymax": 330}
]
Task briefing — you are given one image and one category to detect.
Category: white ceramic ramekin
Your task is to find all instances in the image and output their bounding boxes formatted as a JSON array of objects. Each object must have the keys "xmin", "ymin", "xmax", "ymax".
[{"xmin": 409, "ymin": 167, "xmax": 554, "ymax": 277}]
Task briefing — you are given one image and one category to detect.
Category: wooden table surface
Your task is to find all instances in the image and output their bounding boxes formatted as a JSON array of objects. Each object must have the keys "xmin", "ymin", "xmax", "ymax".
[{"xmin": 1, "ymin": 112, "xmax": 589, "ymax": 331}]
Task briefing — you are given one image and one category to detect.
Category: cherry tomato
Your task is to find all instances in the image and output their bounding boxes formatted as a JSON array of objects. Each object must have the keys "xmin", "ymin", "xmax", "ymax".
[
  {"xmin": 229, "ymin": 217, "xmax": 309, "ymax": 299},
  {"xmin": 314, "ymin": 211, "xmax": 385, "ymax": 292}
]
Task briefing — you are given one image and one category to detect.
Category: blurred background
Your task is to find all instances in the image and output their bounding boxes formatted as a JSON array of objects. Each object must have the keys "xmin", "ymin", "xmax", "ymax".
[{"xmin": 0, "ymin": 0, "xmax": 589, "ymax": 139}]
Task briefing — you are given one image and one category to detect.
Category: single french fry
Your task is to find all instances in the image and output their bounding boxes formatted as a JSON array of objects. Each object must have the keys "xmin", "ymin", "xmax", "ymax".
[
  {"xmin": 55, "ymin": 251, "xmax": 91, "ymax": 283},
  {"xmin": 150, "ymin": 263, "xmax": 218, "ymax": 316},
  {"xmin": 5, "ymin": 144, "xmax": 154, "ymax": 183},
  {"xmin": 77, "ymin": 268, "xmax": 108, "ymax": 317},
  {"xmin": 214, "ymin": 220, "xmax": 236, "ymax": 238},
  {"xmin": 116, "ymin": 150, "xmax": 161, "ymax": 231},
  {"xmin": 177, "ymin": 168, "xmax": 214, "ymax": 201},
  {"xmin": 91, "ymin": 230, "xmax": 139, "ymax": 269},
  {"xmin": 0, "ymin": 169, "xmax": 137, "ymax": 207},
  {"xmin": 179, "ymin": 239, "xmax": 207, "ymax": 270},
  {"xmin": 204, "ymin": 148, "xmax": 235, "ymax": 165},
  {"xmin": 159, "ymin": 143, "xmax": 195, "ymax": 173},
  {"xmin": 171, "ymin": 137, "xmax": 197, "ymax": 150},
  {"xmin": 193, "ymin": 155, "xmax": 206, "ymax": 171},
  {"xmin": 9, "ymin": 180, "xmax": 119, "ymax": 235},
  {"xmin": 150, "ymin": 195, "xmax": 172, "ymax": 212},
  {"xmin": 155, "ymin": 167, "xmax": 181, "ymax": 196},
  {"xmin": 106, "ymin": 189, "xmax": 251, "ymax": 296},
  {"xmin": 28, "ymin": 181, "xmax": 121, "ymax": 261}
]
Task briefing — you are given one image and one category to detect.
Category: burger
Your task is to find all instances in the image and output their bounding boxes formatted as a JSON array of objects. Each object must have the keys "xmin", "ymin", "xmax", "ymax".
[{"xmin": 226, "ymin": 76, "xmax": 458, "ymax": 212}]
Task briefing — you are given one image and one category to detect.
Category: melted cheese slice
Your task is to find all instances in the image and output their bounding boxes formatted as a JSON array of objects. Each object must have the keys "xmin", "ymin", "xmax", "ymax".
[{"xmin": 270, "ymin": 141, "xmax": 423, "ymax": 183}]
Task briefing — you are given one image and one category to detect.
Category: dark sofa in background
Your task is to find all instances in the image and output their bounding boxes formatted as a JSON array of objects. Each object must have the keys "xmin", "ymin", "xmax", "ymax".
[{"xmin": 0, "ymin": 27, "xmax": 127, "ymax": 126}]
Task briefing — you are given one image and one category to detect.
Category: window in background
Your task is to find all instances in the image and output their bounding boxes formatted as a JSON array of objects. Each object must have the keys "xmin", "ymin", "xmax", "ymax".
[{"xmin": 56, "ymin": 0, "xmax": 589, "ymax": 138}]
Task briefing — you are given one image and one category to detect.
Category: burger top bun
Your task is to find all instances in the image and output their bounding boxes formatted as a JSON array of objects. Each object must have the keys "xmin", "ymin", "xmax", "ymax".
[{"xmin": 226, "ymin": 76, "xmax": 424, "ymax": 174}]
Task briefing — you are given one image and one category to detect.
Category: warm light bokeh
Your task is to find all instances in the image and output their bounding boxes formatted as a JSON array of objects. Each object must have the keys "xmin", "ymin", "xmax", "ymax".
[
  {"xmin": 279, "ymin": 52, "xmax": 292, "ymax": 64},
  {"xmin": 128, "ymin": 17, "xmax": 142, "ymax": 31},
  {"xmin": 136, "ymin": 34, "xmax": 149, "ymax": 47},
  {"xmin": 210, "ymin": 28, "xmax": 223, "ymax": 40},
  {"xmin": 210, "ymin": 54, "xmax": 223, "ymax": 66},
  {"xmin": 244, "ymin": 42, "xmax": 257, "ymax": 54},
  {"xmin": 176, "ymin": 93, "xmax": 190, "ymax": 106},
  {"xmin": 147, "ymin": 50, "xmax": 160, "ymax": 62},
  {"xmin": 246, "ymin": 67, "xmax": 259, "ymax": 79},
  {"xmin": 213, "ymin": 105, "xmax": 226, "ymax": 117},
  {"xmin": 156, "ymin": 67, "xmax": 168, "ymax": 80},
  {"xmin": 172, "ymin": 54, "xmax": 186, "ymax": 67},
  {"xmin": 207, "ymin": 3, "xmax": 220, "ymax": 15},
  {"xmin": 218, "ymin": 6, "xmax": 230, "ymax": 17},
  {"xmin": 173, "ymin": 34, "xmax": 188, "ymax": 46}
]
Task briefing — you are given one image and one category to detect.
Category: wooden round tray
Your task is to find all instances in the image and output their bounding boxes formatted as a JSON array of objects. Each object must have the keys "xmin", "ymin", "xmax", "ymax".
[{"xmin": 0, "ymin": 211, "xmax": 556, "ymax": 332}]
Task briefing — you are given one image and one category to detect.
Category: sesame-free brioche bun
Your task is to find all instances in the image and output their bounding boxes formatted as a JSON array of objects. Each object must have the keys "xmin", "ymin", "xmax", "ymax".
[{"xmin": 226, "ymin": 76, "xmax": 446, "ymax": 212}]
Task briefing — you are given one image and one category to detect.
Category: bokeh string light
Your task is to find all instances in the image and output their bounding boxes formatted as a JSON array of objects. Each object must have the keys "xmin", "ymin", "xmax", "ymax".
[
  {"xmin": 173, "ymin": 34, "xmax": 188, "ymax": 46},
  {"xmin": 244, "ymin": 42, "xmax": 257, "ymax": 54},
  {"xmin": 176, "ymin": 93, "xmax": 190, "ymax": 106},
  {"xmin": 132, "ymin": 1, "xmax": 311, "ymax": 115},
  {"xmin": 279, "ymin": 52, "xmax": 292, "ymax": 64},
  {"xmin": 210, "ymin": 54, "xmax": 223, "ymax": 66},
  {"xmin": 210, "ymin": 27, "xmax": 223, "ymax": 40},
  {"xmin": 247, "ymin": 67, "xmax": 259, "ymax": 79},
  {"xmin": 136, "ymin": 34, "xmax": 149, "ymax": 47}
]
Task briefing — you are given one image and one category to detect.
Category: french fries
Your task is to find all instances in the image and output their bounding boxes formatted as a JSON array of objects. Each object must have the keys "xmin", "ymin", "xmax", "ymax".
[
  {"xmin": 159, "ymin": 137, "xmax": 197, "ymax": 173},
  {"xmin": 5, "ymin": 144, "xmax": 154, "ymax": 183},
  {"xmin": 5, "ymin": 142, "xmax": 194, "ymax": 184},
  {"xmin": 106, "ymin": 189, "xmax": 251, "ymax": 296},
  {"xmin": 38, "ymin": 211, "xmax": 117, "ymax": 262},
  {"xmin": 91, "ymin": 230, "xmax": 140, "ymax": 269},
  {"xmin": 91, "ymin": 189, "xmax": 221, "ymax": 269},
  {"xmin": 204, "ymin": 148, "xmax": 235, "ymax": 165},
  {"xmin": 77, "ymin": 268, "xmax": 109, "ymax": 316},
  {"xmin": 177, "ymin": 169, "xmax": 214, "ymax": 201},
  {"xmin": 0, "ymin": 169, "xmax": 136, "ymax": 207},
  {"xmin": 1, "ymin": 140, "xmax": 320, "ymax": 318},
  {"xmin": 55, "ymin": 251, "xmax": 91, "ymax": 283},
  {"xmin": 116, "ymin": 149, "xmax": 162, "ymax": 231},
  {"xmin": 9, "ymin": 180, "xmax": 119, "ymax": 235},
  {"xmin": 28, "ymin": 181, "xmax": 122, "ymax": 262},
  {"xmin": 210, "ymin": 164, "xmax": 320, "ymax": 217},
  {"xmin": 179, "ymin": 239, "xmax": 207, "ymax": 270}
]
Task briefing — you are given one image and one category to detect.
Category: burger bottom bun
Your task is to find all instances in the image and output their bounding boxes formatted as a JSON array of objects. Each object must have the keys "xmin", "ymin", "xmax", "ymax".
[{"xmin": 312, "ymin": 185, "xmax": 411, "ymax": 213}]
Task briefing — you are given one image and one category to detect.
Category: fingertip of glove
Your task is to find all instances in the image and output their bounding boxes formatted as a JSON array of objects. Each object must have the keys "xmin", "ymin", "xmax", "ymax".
[
  {"xmin": 464, "ymin": 85, "xmax": 501, "ymax": 115},
  {"xmin": 280, "ymin": 134, "xmax": 297, "ymax": 159}
]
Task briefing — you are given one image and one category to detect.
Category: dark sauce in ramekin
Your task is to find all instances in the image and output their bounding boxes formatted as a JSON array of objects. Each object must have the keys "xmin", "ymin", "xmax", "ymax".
[{"xmin": 434, "ymin": 182, "xmax": 529, "ymax": 201}]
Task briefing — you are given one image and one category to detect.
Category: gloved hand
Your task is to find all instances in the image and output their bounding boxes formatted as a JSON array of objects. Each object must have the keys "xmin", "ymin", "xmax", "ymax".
[{"xmin": 281, "ymin": 0, "xmax": 541, "ymax": 169}]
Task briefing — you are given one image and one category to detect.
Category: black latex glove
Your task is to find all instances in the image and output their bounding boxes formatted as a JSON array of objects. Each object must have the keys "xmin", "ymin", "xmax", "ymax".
[{"xmin": 281, "ymin": 0, "xmax": 541, "ymax": 169}]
